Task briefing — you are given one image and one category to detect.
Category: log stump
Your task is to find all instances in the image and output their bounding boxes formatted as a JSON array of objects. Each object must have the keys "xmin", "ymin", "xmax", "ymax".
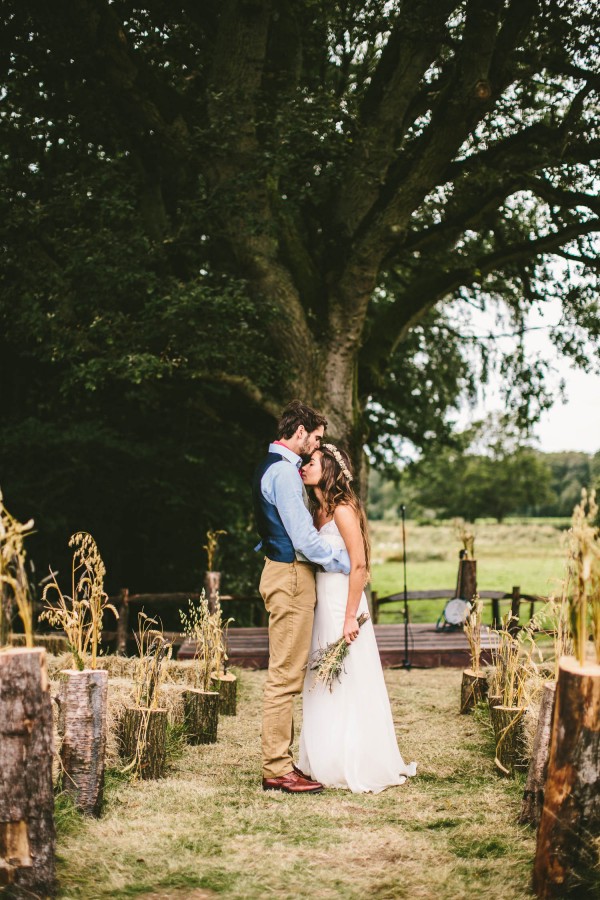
[
  {"xmin": 490, "ymin": 704, "xmax": 528, "ymax": 776},
  {"xmin": 119, "ymin": 706, "xmax": 168, "ymax": 779},
  {"xmin": 58, "ymin": 669, "xmax": 108, "ymax": 816},
  {"xmin": 488, "ymin": 693, "xmax": 502, "ymax": 714},
  {"xmin": 520, "ymin": 681, "xmax": 556, "ymax": 826},
  {"xmin": 460, "ymin": 668, "xmax": 488, "ymax": 714},
  {"xmin": 211, "ymin": 672, "xmax": 237, "ymax": 716},
  {"xmin": 0, "ymin": 647, "xmax": 55, "ymax": 895},
  {"xmin": 184, "ymin": 689, "xmax": 219, "ymax": 744},
  {"xmin": 533, "ymin": 657, "xmax": 600, "ymax": 898}
]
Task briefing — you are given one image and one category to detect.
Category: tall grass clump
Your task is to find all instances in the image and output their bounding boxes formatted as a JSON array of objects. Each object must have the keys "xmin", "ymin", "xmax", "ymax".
[
  {"xmin": 180, "ymin": 591, "xmax": 230, "ymax": 690},
  {"xmin": 464, "ymin": 597, "xmax": 483, "ymax": 675},
  {"xmin": 566, "ymin": 489, "xmax": 600, "ymax": 665},
  {"xmin": 133, "ymin": 612, "xmax": 173, "ymax": 709},
  {"xmin": 40, "ymin": 532, "xmax": 117, "ymax": 669},
  {"xmin": 0, "ymin": 489, "xmax": 35, "ymax": 647},
  {"xmin": 453, "ymin": 518, "xmax": 475, "ymax": 558},
  {"xmin": 204, "ymin": 529, "xmax": 227, "ymax": 571}
]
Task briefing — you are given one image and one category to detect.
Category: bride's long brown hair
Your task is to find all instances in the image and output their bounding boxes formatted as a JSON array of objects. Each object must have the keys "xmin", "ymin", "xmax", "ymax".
[{"xmin": 309, "ymin": 445, "xmax": 371, "ymax": 578}]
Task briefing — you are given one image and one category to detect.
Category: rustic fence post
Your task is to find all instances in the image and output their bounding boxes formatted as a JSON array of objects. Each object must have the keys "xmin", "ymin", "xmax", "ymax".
[
  {"xmin": 116, "ymin": 588, "xmax": 129, "ymax": 655},
  {"xmin": 532, "ymin": 657, "xmax": 600, "ymax": 897},
  {"xmin": 508, "ymin": 586, "xmax": 521, "ymax": 635},
  {"xmin": 0, "ymin": 647, "xmax": 55, "ymax": 895},
  {"xmin": 204, "ymin": 571, "xmax": 221, "ymax": 613},
  {"xmin": 456, "ymin": 553, "xmax": 477, "ymax": 603},
  {"xmin": 491, "ymin": 596, "xmax": 501, "ymax": 628}
]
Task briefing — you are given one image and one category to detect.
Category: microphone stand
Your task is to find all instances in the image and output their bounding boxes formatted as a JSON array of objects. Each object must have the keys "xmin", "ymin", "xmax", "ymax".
[{"xmin": 400, "ymin": 504, "xmax": 411, "ymax": 671}]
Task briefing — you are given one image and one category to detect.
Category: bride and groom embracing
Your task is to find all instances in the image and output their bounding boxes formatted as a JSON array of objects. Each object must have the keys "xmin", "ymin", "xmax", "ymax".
[{"xmin": 253, "ymin": 400, "xmax": 417, "ymax": 794}]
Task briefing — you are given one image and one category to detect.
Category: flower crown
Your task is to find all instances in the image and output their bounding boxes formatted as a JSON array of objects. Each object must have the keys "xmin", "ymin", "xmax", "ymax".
[{"xmin": 322, "ymin": 443, "xmax": 353, "ymax": 483}]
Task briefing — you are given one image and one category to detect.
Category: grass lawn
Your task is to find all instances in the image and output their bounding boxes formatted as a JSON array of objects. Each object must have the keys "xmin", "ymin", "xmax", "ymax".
[
  {"xmin": 55, "ymin": 668, "xmax": 537, "ymax": 900},
  {"xmin": 369, "ymin": 520, "xmax": 567, "ymax": 625}
]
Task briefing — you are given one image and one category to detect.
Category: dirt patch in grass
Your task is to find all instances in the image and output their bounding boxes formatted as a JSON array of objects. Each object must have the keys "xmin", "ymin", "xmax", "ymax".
[{"xmin": 55, "ymin": 668, "xmax": 536, "ymax": 900}]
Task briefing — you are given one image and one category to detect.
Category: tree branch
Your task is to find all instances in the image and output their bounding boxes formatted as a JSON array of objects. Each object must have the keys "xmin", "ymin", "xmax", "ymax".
[
  {"xmin": 363, "ymin": 218, "xmax": 600, "ymax": 365},
  {"xmin": 331, "ymin": 0, "xmax": 458, "ymax": 239}
]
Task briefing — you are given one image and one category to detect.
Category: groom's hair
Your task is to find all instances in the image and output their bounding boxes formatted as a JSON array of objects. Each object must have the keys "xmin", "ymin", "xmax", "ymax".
[{"xmin": 277, "ymin": 400, "xmax": 328, "ymax": 438}]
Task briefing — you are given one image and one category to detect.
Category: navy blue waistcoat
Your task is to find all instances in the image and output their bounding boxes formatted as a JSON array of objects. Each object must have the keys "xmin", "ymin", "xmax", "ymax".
[{"xmin": 252, "ymin": 452, "xmax": 296, "ymax": 563}]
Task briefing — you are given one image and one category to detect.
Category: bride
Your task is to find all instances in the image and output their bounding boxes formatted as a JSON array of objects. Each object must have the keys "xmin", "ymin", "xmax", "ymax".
[{"xmin": 298, "ymin": 443, "xmax": 417, "ymax": 793}]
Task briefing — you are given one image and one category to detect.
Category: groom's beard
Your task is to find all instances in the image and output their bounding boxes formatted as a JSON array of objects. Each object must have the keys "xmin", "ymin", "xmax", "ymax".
[{"xmin": 298, "ymin": 436, "xmax": 313, "ymax": 457}]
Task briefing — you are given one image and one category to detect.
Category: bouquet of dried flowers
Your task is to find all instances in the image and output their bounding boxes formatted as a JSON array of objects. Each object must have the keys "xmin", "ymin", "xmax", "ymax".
[{"xmin": 309, "ymin": 612, "xmax": 369, "ymax": 691}]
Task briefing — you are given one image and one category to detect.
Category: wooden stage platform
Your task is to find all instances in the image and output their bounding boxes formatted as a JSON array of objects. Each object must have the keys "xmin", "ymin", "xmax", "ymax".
[{"xmin": 178, "ymin": 623, "xmax": 499, "ymax": 669}]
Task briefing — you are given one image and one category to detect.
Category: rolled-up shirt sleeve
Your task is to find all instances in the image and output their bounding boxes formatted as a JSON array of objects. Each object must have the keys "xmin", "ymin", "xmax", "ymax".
[{"xmin": 263, "ymin": 462, "xmax": 350, "ymax": 574}]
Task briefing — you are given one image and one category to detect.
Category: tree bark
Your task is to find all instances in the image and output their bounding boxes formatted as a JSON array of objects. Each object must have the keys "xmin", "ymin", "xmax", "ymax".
[
  {"xmin": 204, "ymin": 571, "xmax": 221, "ymax": 614},
  {"xmin": 460, "ymin": 668, "xmax": 488, "ymax": 714},
  {"xmin": 489, "ymin": 704, "xmax": 528, "ymax": 776},
  {"xmin": 0, "ymin": 647, "xmax": 55, "ymax": 896},
  {"xmin": 457, "ymin": 558, "xmax": 477, "ymax": 603},
  {"xmin": 519, "ymin": 681, "xmax": 556, "ymax": 827},
  {"xmin": 533, "ymin": 657, "xmax": 600, "ymax": 898},
  {"xmin": 211, "ymin": 672, "xmax": 237, "ymax": 716},
  {"xmin": 58, "ymin": 669, "xmax": 108, "ymax": 816},
  {"xmin": 183, "ymin": 689, "xmax": 219, "ymax": 744},
  {"xmin": 119, "ymin": 706, "xmax": 168, "ymax": 779}
]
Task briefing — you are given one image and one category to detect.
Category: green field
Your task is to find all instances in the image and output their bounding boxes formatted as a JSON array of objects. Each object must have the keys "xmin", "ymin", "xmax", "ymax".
[{"xmin": 369, "ymin": 519, "xmax": 568, "ymax": 625}]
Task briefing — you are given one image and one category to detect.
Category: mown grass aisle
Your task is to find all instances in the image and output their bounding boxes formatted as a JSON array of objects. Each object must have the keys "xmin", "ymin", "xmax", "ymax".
[{"xmin": 56, "ymin": 668, "xmax": 535, "ymax": 900}]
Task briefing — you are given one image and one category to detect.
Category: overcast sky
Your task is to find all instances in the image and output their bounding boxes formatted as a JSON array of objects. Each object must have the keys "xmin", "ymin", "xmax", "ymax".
[{"xmin": 454, "ymin": 297, "xmax": 600, "ymax": 456}]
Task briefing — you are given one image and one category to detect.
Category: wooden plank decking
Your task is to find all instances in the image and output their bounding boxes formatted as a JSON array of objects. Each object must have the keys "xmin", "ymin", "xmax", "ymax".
[{"xmin": 178, "ymin": 623, "xmax": 499, "ymax": 669}]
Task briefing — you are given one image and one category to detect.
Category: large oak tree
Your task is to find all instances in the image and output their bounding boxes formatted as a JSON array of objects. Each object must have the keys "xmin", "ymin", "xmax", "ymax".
[{"xmin": 1, "ymin": 2, "xmax": 599, "ymax": 591}]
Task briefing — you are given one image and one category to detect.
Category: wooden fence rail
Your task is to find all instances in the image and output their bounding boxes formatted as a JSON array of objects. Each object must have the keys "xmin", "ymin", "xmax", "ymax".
[{"xmin": 372, "ymin": 587, "xmax": 547, "ymax": 627}]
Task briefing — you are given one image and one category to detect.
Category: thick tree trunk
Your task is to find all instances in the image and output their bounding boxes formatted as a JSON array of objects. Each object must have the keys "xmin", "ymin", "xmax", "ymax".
[
  {"xmin": 460, "ymin": 668, "xmax": 488, "ymax": 713},
  {"xmin": 58, "ymin": 669, "xmax": 108, "ymax": 816},
  {"xmin": 183, "ymin": 689, "xmax": 219, "ymax": 744},
  {"xmin": 119, "ymin": 706, "xmax": 168, "ymax": 779},
  {"xmin": 211, "ymin": 672, "xmax": 237, "ymax": 716},
  {"xmin": 533, "ymin": 657, "xmax": 600, "ymax": 898},
  {"xmin": 519, "ymin": 681, "xmax": 556, "ymax": 826},
  {"xmin": 490, "ymin": 704, "xmax": 528, "ymax": 776},
  {"xmin": 0, "ymin": 647, "xmax": 55, "ymax": 896}
]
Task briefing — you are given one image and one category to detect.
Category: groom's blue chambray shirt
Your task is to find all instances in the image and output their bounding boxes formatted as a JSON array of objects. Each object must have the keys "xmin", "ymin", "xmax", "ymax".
[{"xmin": 258, "ymin": 443, "xmax": 351, "ymax": 574}]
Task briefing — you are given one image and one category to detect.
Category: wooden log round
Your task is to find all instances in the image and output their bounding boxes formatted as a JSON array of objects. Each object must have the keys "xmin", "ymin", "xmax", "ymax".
[
  {"xmin": 184, "ymin": 689, "xmax": 219, "ymax": 744},
  {"xmin": 460, "ymin": 668, "xmax": 488, "ymax": 714},
  {"xmin": 519, "ymin": 681, "xmax": 556, "ymax": 826},
  {"xmin": 533, "ymin": 657, "xmax": 600, "ymax": 898},
  {"xmin": 211, "ymin": 672, "xmax": 238, "ymax": 716},
  {"xmin": 490, "ymin": 704, "xmax": 528, "ymax": 776},
  {"xmin": 0, "ymin": 647, "xmax": 55, "ymax": 895},
  {"xmin": 58, "ymin": 669, "xmax": 108, "ymax": 816},
  {"xmin": 119, "ymin": 706, "xmax": 168, "ymax": 779},
  {"xmin": 487, "ymin": 693, "xmax": 502, "ymax": 714}
]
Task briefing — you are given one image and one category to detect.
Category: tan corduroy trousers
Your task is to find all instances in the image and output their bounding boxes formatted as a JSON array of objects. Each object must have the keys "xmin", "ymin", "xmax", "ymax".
[{"xmin": 259, "ymin": 557, "xmax": 317, "ymax": 778}]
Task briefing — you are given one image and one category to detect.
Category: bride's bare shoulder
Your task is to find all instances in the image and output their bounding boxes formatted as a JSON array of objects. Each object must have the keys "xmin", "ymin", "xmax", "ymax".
[{"xmin": 333, "ymin": 503, "xmax": 359, "ymax": 527}]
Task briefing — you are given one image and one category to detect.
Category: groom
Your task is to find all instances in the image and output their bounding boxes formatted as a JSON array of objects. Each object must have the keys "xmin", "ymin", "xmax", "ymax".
[{"xmin": 253, "ymin": 400, "xmax": 350, "ymax": 793}]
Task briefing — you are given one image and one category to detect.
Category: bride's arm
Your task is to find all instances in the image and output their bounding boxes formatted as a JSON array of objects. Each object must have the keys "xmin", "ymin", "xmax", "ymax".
[{"xmin": 333, "ymin": 504, "xmax": 368, "ymax": 644}]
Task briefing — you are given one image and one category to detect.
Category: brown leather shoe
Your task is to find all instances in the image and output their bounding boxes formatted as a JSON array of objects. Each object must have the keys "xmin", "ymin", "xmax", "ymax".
[
  {"xmin": 292, "ymin": 762, "xmax": 311, "ymax": 780},
  {"xmin": 262, "ymin": 770, "xmax": 324, "ymax": 793}
]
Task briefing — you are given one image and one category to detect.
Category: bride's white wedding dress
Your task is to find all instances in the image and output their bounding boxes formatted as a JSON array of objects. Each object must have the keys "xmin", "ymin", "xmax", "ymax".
[{"xmin": 298, "ymin": 519, "xmax": 417, "ymax": 793}]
